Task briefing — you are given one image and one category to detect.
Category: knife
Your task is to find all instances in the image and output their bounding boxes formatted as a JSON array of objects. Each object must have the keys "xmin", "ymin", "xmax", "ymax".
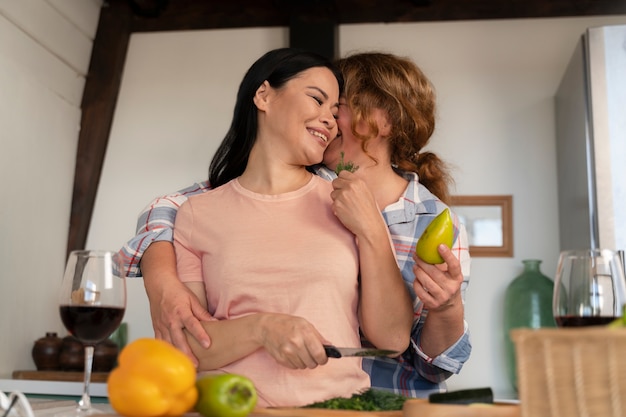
[{"xmin": 323, "ymin": 345, "xmax": 399, "ymax": 358}]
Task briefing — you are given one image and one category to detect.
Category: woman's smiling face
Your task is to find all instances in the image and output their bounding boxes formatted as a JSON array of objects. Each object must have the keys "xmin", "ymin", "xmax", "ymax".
[{"xmin": 257, "ymin": 66, "xmax": 340, "ymax": 167}]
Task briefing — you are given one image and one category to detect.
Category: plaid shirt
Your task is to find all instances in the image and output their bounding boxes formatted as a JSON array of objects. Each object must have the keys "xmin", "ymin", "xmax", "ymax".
[
  {"xmin": 120, "ymin": 167, "xmax": 471, "ymax": 397},
  {"xmin": 119, "ymin": 181, "xmax": 212, "ymax": 277}
]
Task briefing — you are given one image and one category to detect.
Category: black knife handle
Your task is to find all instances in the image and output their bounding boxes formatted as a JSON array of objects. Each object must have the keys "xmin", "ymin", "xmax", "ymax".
[
  {"xmin": 429, "ymin": 387, "xmax": 494, "ymax": 405},
  {"xmin": 323, "ymin": 345, "xmax": 342, "ymax": 358}
]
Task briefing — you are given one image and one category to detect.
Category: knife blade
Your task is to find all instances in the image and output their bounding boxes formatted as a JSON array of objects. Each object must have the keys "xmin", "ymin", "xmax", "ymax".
[{"xmin": 323, "ymin": 345, "xmax": 399, "ymax": 358}]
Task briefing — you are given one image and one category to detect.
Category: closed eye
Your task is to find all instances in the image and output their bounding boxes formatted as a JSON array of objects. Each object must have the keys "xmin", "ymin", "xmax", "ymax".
[
  {"xmin": 307, "ymin": 86, "xmax": 339, "ymax": 119},
  {"xmin": 310, "ymin": 95, "xmax": 323, "ymax": 105}
]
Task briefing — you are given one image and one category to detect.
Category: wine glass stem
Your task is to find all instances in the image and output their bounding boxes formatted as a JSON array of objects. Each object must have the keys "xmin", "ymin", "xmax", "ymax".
[{"xmin": 78, "ymin": 345, "xmax": 94, "ymax": 411}]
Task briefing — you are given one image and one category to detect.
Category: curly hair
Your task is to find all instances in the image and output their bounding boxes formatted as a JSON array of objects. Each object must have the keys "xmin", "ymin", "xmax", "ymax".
[{"xmin": 336, "ymin": 52, "xmax": 453, "ymax": 204}]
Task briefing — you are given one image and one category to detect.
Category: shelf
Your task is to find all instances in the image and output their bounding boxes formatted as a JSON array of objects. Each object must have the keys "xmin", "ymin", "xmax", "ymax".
[{"xmin": 12, "ymin": 370, "xmax": 109, "ymax": 383}]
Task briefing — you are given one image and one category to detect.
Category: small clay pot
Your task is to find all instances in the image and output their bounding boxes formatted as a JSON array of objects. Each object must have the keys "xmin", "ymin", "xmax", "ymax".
[
  {"xmin": 93, "ymin": 338, "xmax": 119, "ymax": 372},
  {"xmin": 32, "ymin": 332, "xmax": 62, "ymax": 371},
  {"xmin": 59, "ymin": 335, "xmax": 84, "ymax": 371}
]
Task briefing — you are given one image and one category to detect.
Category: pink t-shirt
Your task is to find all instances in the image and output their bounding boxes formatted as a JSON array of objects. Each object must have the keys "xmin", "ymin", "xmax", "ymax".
[{"xmin": 174, "ymin": 175, "xmax": 369, "ymax": 407}]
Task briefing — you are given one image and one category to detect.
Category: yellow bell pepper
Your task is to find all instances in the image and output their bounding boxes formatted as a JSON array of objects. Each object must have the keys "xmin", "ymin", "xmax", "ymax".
[{"xmin": 107, "ymin": 338, "xmax": 198, "ymax": 417}]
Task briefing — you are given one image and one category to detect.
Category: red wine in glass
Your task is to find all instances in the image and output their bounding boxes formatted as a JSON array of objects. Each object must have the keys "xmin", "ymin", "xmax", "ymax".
[
  {"xmin": 59, "ymin": 306, "xmax": 125, "ymax": 345},
  {"xmin": 553, "ymin": 249, "xmax": 626, "ymax": 329},
  {"xmin": 554, "ymin": 315, "xmax": 617, "ymax": 327}
]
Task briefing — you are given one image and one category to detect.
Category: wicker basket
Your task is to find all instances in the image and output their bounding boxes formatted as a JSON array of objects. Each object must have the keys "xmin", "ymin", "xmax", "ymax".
[{"xmin": 511, "ymin": 327, "xmax": 626, "ymax": 417}]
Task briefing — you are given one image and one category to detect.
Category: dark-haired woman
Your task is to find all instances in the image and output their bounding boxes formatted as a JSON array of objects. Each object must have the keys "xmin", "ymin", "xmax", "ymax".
[{"xmin": 168, "ymin": 48, "xmax": 412, "ymax": 407}]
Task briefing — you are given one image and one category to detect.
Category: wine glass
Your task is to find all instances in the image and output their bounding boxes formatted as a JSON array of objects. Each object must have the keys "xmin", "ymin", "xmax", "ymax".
[
  {"xmin": 553, "ymin": 249, "xmax": 626, "ymax": 327},
  {"xmin": 58, "ymin": 250, "xmax": 126, "ymax": 416}
]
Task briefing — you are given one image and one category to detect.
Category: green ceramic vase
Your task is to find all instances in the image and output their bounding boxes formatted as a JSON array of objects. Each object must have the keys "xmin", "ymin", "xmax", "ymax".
[{"xmin": 503, "ymin": 259, "xmax": 556, "ymax": 391}]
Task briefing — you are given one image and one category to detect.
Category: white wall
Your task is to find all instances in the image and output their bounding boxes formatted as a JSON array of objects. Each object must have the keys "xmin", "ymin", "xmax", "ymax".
[
  {"xmin": 1, "ymin": 1, "xmax": 625, "ymax": 397},
  {"xmin": 0, "ymin": 0, "xmax": 101, "ymax": 376}
]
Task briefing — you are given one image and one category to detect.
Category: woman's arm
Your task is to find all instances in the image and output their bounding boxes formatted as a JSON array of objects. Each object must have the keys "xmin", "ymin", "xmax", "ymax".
[
  {"xmin": 409, "ymin": 220, "xmax": 471, "ymax": 377},
  {"xmin": 183, "ymin": 281, "xmax": 330, "ymax": 370},
  {"xmin": 141, "ymin": 242, "xmax": 213, "ymax": 365},
  {"xmin": 412, "ymin": 245, "xmax": 466, "ymax": 357},
  {"xmin": 330, "ymin": 172, "xmax": 413, "ymax": 352}
]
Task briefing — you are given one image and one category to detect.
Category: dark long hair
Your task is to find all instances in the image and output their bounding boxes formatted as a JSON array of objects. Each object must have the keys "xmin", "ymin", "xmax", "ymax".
[{"xmin": 208, "ymin": 48, "xmax": 344, "ymax": 188}]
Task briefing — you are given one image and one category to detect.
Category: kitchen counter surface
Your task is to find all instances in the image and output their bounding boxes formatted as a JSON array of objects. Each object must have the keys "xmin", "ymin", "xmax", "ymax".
[
  {"xmin": 0, "ymin": 396, "xmax": 520, "ymax": 417},
  {"xmin": 1, "ymin": 381, "xmax": 520, "ymax": 417},
  {"xmin": 96, "ymin": 400, "xmax": 521, "ymax": 417}
]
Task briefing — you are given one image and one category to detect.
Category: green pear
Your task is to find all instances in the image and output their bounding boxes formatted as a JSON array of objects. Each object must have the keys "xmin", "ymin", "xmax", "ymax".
[{"xmin": 415, "ymin": 208, "xmax": 454, "ymax": 264}]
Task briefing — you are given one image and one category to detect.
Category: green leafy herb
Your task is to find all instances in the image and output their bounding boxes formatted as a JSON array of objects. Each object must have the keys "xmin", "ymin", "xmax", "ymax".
[
  {"xmin": 335, "ymin": 151, "xmax": 359, "ymax": 175},
  {"xmin": 303, "ymin": 388, "xmax": 408, "ymax": 411}
]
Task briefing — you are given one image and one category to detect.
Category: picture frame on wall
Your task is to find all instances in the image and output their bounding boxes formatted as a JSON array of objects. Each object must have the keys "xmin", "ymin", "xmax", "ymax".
[{"xmin": 450, "ymin": 195, "xmax": 513, "ymax": 257}]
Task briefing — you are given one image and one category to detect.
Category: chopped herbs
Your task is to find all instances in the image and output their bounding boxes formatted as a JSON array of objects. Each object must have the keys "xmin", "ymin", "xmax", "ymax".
[
  {"xmin": 335, "ymin": 151, "xmax": 359, "ymax": 175},
  {"xmin": 303, "ymin": 388, "xmax": 409, "ymax": 411}
]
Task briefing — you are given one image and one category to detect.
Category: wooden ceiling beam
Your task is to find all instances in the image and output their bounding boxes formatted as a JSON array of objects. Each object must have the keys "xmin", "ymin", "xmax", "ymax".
[
  {"xmin": 66, "ymin": 0, "xmax": 132, "ymax": 256},
  {"xmin": 127, "ymin": 0, "xmax": 626, "ymax": 33}
]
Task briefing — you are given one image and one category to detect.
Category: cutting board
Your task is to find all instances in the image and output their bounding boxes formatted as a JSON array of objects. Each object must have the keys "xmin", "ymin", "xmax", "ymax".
[
  {"xmin": 250, "ymin": 399, "xmax": 521, "ymax": 417},
  {"xmin": 252, "ymin": 400, "xmax": 520, "ymax": 417},
  {"xmin": 252, "ymin": 408, "xmax": 400, "ymax": 417}
]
